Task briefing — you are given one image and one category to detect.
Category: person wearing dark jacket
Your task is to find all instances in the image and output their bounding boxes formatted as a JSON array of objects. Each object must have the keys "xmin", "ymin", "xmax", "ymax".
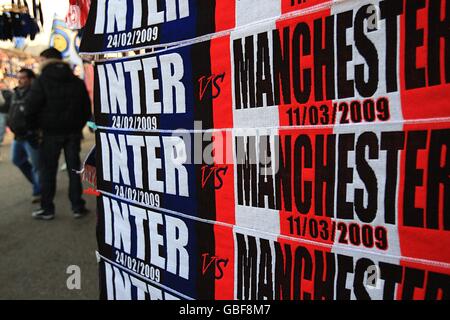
[
  {"xmin": 7, "ymin": 69, "xmax": 41, "ymax": 201},
  {"xmin": 26, "ymin": 47, "xmax": 91, "ymax": 220}
]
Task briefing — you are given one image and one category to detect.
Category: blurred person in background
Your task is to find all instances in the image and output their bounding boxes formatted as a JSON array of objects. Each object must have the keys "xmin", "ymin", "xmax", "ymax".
[
  {"xmin": 6, "ymin": 69, "xmax": 41, "ymax": 202},
  {"xmin": 0, "ymin": 84, "xmax": 12, "ymax": 161},
  {"xmin": 26, "ymin": 47, "xmax": 91, "ymax": 220}
]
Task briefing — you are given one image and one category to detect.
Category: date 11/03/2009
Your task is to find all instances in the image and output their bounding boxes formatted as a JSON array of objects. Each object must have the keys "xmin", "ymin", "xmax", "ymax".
[
  {"xmin": 286, "ymin": 215, "xmax": 388, "ymax": 250},
  {"xmin": 285, "ymin": 97, "xmax": 390, "ymax": 126}
]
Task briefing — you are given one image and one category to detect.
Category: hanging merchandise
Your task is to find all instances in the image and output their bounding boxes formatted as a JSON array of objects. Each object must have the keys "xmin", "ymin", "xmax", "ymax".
[
  {"xmin": 29, "ymin": 0, "xmax": 44, "ymax": 28},
  {"xmin": 65, "ymin": 0, "xmax": 91, "ymax": 30},
  {"xmin": 0, "ymin": 12, "xmax": 13, "ymax": 41},
  {"xmin": 49, "ymin": 16, "xmax": 84, "ymax": 78},
  {"xmin": 0, "ymin": 0, "xmax": 41, "ymax": 41}
]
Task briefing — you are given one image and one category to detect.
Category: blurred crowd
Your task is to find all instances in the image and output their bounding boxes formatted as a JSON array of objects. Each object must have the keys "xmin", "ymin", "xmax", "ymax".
[{"xmin": 0, "ymin": 46, "xmax": 91, "ymax": 220}]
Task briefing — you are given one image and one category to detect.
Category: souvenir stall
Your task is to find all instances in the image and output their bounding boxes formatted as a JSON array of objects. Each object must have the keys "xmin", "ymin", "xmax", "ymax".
[
  {"xmin": 0, "ymin": 0, "xmax": 42, "ymax": 88},
  {"xmin": 0, "ymin": 0, "xmax": 91, "ymax": 91}
]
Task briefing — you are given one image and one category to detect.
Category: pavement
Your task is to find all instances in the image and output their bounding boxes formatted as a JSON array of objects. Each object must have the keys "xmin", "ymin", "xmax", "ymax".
[{"xmin": 0, "ymin": 129, "xmax": 98, "ymax": 299}]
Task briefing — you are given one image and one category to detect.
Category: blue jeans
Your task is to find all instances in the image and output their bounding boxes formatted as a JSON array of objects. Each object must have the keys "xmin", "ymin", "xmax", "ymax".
[
  {"xmin": 11, "ymin": 139, "xmax": 41, "ymax": 196},
  {"xmin": 0, "ymin": 113, "xmax": 6, "ymax": 144}
]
